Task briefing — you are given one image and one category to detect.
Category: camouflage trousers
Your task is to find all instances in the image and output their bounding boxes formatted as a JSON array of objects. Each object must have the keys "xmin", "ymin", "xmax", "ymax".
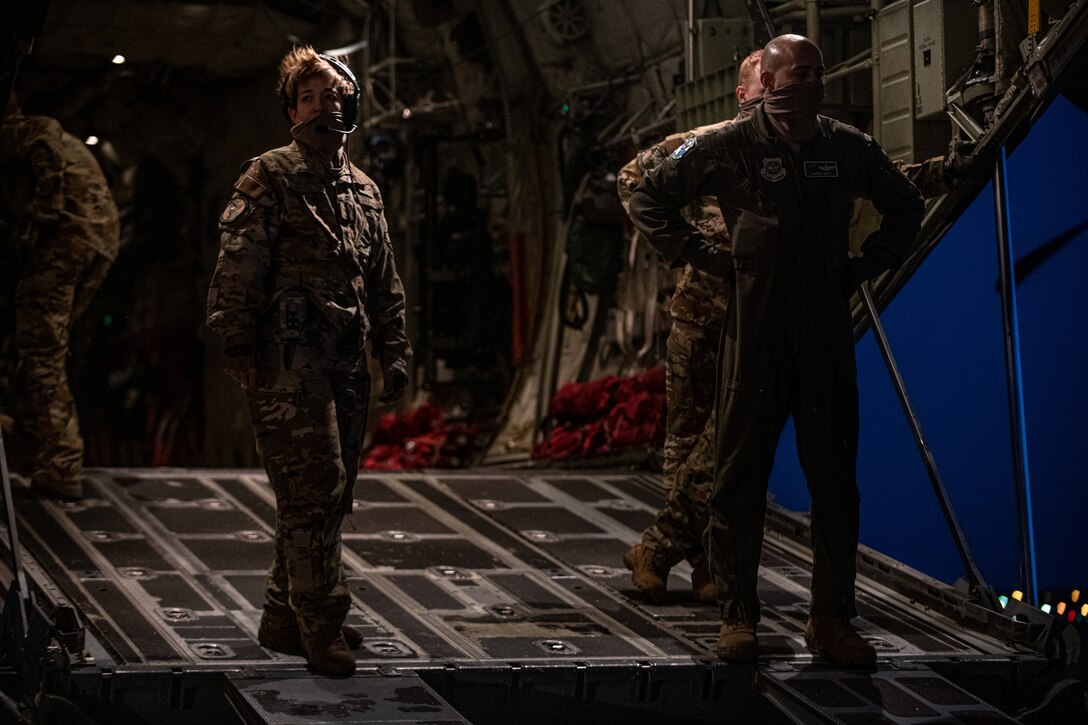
[
  {"xmin": 13, "ymin": 240, "xmax": 112, "ymax": 489},
  {"xmin": 248, "ymin": 369, "xmax": 370, "ymax": 632},
  {"xmin": 642, "ymin": 317, "xmax": 720, "ymax": 566}
]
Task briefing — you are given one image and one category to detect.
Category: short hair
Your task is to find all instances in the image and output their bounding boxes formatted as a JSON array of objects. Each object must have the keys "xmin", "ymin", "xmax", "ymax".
[
  {"xmin": 277, "ymin": 45, "xmax": 352, "ymax": 109},
  {"xmin": 738, "ymin": 49, "xmax": 763, "ymax": 87}
]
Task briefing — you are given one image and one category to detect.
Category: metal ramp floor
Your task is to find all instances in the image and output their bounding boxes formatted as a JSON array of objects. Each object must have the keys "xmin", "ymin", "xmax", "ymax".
[{"xmin": 1, "ymin": 468, "xmax": 1040, "ymax": 723}]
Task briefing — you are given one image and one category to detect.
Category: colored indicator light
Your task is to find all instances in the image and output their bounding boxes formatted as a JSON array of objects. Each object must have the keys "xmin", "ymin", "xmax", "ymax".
[
  {"xmin": 1011, "ymin": 590, "xmax": 1024, "ymax": 601},
  {"xmin": 998, "ymin": 595, "xmax": 1009, "ymax": 609},
  {"xmin": 1081, "ymin": 604, "xmax": 1088, "ymax": 617},
  {"xmin": 1041, "ymin": 604, "xmax": 1052, "ymax": 614},
  {"xmin": 1057, "ymin": 602, "xmax": 1067, "ymax": 615},
  {"xmin": 1069, "ymin": 610, "xmax": 1077, "ymax": 623},
  {"xmin": 1072, "ymin": 590, "xmax": 1081, "ymax": 603}
]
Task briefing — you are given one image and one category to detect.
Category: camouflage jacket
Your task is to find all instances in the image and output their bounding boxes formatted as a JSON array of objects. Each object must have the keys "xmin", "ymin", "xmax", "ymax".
[
  {"xmin": 617, "ymin": 121, "xmax": 731, "ymax": 327},
  {"xmin": 0, "ymin": 114, "xmax": 120, "ymax": 261},
  {"xmin": 206, "ymin": 141, "xmax": 410, "ymax": 379},
  {"xmin": 849, "ymin": 156, "xmax": 948, "ymax": 255},
  {"xmin": 897, "ymin": 156, "xmax": 948, "ymax": 200}
]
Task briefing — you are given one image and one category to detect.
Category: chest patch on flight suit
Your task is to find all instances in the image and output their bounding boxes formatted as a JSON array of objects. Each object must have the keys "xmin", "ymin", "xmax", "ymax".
[
  {"xmin": 804, "ymin": 161, "xmax": 839, "ymax": 178},
  {"xmin": 672, "ymin": 135, "xmax": 697, "ymax": 159},
  {"xmin": 760, "ymin": 157, "xmax": 786, "ymax": 182}
]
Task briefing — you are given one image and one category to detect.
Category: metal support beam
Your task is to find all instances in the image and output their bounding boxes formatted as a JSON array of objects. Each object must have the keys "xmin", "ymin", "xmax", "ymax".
[
  {"xmin": 0, "ymin": 429, "xmax": 28, "ymax": 640},
  {"xmin": 859, "ymin": 283, "xmax": 997, "ymax": 610},
  {"xmin": 745, "ymin": 0, "xmax": 778, "ymax": 46},
  {"xmin": 806, "ymin": 0, "xmax": 821, "ymax": 42},
  {"xmin": 992, "ymin": 147, "xmax": 1038, "ymax": 605}
]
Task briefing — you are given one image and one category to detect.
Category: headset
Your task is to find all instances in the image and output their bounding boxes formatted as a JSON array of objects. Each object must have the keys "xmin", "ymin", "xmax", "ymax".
[{"xmin": 278, "ymin": 52, "xmax": 360, "ymax": 134}]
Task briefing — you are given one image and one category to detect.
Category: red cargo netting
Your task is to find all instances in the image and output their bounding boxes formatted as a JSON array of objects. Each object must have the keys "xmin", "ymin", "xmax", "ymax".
[
  {"xmin": 532, "ymin": 366, "xmax": 666, "ymax": 461},
  {"xmin": 363, "ymin": 403, "xmax": 481, "ymax": 470}
]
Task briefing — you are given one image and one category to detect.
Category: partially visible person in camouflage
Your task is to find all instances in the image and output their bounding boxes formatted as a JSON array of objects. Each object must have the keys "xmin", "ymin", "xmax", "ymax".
[
  {"xmin": 206, "ymin": 46, "xmax": 411, "ymax": 677},
  {"xmin": 616, "ymin": 49, "xmax": 763, "ymax": 605},
  {"xmin": 851, "ymin": 148, "xmax": 976, "ymax": 255},
  {"xmin": 0, "ymin": 97, "xmax": 119, "ymax": 500}
]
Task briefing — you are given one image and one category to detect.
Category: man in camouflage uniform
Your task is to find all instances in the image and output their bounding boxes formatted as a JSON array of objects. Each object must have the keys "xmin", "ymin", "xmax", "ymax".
[
  {"xmin": 616, "ymin": 50, "xmax": 763, "ymax": 605},
  {"xmin": 0, "ymin": 102, "xmax": 119, "ymax": 500},
  {"xmin": 206, "ymin": 47, "xmax": 410, "ymax": 677}
]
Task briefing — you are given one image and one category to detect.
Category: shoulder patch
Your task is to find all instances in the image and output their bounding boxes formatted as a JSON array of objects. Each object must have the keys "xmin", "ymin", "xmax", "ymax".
[
  {"xmin": 220, "ymin": 196, "xmax": 248, "ymax": 224},
  {"xmin": 671, "ymin": 135, "xmax": 697, "ymax": 160}
]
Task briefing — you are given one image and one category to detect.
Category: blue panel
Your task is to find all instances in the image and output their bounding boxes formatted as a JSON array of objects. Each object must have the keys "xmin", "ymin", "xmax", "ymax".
[{"xmin": 768, "ymin": 96, "xmax": 1088, "ymax": 594}]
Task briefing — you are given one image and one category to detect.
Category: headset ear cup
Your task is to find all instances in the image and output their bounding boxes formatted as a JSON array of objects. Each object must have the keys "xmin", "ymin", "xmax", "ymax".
[{"xmin": 343, "ymin": 95, "xmax": 357, "ymax": 128}]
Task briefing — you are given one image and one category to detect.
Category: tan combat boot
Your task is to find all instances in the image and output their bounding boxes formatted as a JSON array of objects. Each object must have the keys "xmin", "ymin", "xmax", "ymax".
[
  {"xmin": 258, "ymin": 610, "xmax": 363, "ymax": 654},
  {"xmin": 622, "ymin": 543, "xmax": 671, "ymax": 603},
  {"xmin": 31, "ymin": 469, "xmax": 83, "ymax": 501},
  {"xmin": 805, "ymin": 616, "xmax": 877, "ymax": 669},
  {"xmin": 300, "ymin": 623, "xmax": 356, "ymax": 677},
  {"xmin": 689, "ymin": 556, "xmax": 717, "ymax": 604},
  {"xmin": 715, "ymin": 618, "xmax": 757, "ymax": 662}
]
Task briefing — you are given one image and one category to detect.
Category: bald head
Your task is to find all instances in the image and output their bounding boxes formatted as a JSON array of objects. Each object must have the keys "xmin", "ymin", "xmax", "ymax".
[{"xmin": 760, "ymin": 34, "xmax": 824, "ymax": 92}]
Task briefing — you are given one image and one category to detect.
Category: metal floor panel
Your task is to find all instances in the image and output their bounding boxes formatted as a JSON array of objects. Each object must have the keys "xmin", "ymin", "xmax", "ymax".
[
  {"xmin": 225, "ymin": 670, "xmax": 470, "ymax": 724},
  {"xmin": 760, "ymin": 663, "xmax": 1019, "ymax": 724},
  {"xmin": 5, "ymin": 468, "xmax": 1029, "ymax": 671}
]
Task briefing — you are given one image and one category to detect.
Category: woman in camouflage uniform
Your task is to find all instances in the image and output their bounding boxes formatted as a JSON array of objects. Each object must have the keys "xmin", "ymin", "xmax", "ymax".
[{"xmin": 206, "ymin": 47, "xmax": 411, "ymax": 676}]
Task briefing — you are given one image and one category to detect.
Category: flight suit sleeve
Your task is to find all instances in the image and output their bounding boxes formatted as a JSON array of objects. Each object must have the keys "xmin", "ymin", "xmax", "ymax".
[
  {"xmin": 206, "ymin": 159, "xmax": 281, "ymax": 350},
  {"xmin": 849, "ymin": 136, "xmax": 925, "ymax": 287},
  {"xmin": 628, "ymin": 134, "xmax": 735, "ymax": 279},
  {"xmin": 366, "ymin": 201, "xmax": 412, "ymax": 381}
]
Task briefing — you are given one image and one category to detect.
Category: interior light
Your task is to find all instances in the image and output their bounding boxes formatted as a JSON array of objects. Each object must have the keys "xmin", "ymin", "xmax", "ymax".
[
  {"xmin": 1011, "ymin": 590, "xmax": 1023, "ymax": 601},
  {"xmin": 1041, "ymin": 603, "xmax": 1052, "ymax": 614},
  {"xmin": 1072, "ymin": 590, "xmax": 1080, "ymax": 603},
  {"xmin": 1057, "ymin": 602, "xmax": 1067, "ymax": 615},
  {"xmin": 998, "ymin": 595, "xmax": 1009, "ymax": 609},
  {"xmin": 85, "ymin": 135, "xmax": 99, "ymax": 146},
  {"xmin": 112, "ymin": 54, "xmax": 126, "ymax": 65},
  {"xmin": 1081, "ymin": 603, "xmax": 1088, "ymax": 617}
]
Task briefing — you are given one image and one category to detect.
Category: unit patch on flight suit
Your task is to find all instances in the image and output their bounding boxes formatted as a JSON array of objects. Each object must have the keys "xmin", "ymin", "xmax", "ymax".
[
  {"xmin": 760, "ymin": 157, "xmax": 786, "ymax": 182},
  {"xmin": 804, "ymin": 161, "xmax": 839, "ymax": 178}
]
